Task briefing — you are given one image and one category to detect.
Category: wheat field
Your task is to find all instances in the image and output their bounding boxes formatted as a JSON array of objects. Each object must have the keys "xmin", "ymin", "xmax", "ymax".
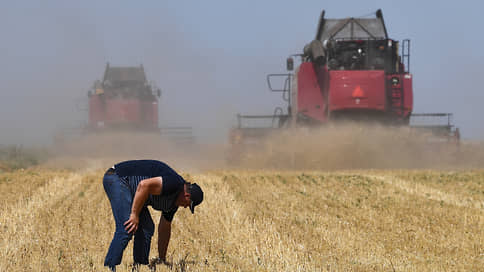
[{"xmin": 0, "ymin": 166, "xmax": 482, "ymax": 272}]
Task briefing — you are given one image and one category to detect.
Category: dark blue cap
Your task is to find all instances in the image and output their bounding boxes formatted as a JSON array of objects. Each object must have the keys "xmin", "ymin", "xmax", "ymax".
[{"xmin": 189, "ymin": 183, "xmax": 203, "ymax": 214}]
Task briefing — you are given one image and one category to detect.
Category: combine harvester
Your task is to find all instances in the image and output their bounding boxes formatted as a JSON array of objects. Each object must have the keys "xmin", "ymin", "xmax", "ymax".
[
  {"xmin": 55, "ymin": 63, "xmax": 193, "ymax": 149},
  {"xmin": 88, "ymin": 63, "xmax": 161, "ymax": 133},
  {"xmin": 87, "ymin": 63, "xmax": 193, "ymax": 144},
  {"xmin": 230, "ymin": 9, "xmax": 459, "ymax": 161}
]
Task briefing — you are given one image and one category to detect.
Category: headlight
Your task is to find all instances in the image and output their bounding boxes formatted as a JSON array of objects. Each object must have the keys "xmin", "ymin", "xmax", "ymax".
[{"xmin": 391, "ymin": 77, "xmax": 400, "ymax": 86}]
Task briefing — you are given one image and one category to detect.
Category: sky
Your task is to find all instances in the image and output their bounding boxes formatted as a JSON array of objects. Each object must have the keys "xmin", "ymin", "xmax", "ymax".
[{"xmin": 0, "ymin": 0, "xmax": 482, "ymax": 145}]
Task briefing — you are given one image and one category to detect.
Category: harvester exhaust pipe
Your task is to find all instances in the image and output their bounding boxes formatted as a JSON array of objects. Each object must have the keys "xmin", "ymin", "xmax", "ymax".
[
  {"xmin": 297, "ymin": 9, "xmax": 327, "ymax": 66},
  {"xmin": 315, "ymin": 10, "xmax": 326, "ymax": 40}
]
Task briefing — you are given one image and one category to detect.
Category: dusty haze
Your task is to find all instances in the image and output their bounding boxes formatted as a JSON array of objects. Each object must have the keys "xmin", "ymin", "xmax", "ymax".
[
  {"xmin": 228, "ymin": 124, "xmax": 484, "ymax": 170},
  {"xmin": 0, "ymin": 2, "xmax": 483, "ymax": 170},
  {"xmin": 44, "ymin": 124, "xmax": 484, "ymax": 173}
]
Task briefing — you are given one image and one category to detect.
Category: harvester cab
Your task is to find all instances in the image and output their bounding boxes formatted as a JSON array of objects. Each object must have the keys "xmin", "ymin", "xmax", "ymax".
[{"xmin": 301, "ymin": 9, "xmax": 398, "ymax": 72}]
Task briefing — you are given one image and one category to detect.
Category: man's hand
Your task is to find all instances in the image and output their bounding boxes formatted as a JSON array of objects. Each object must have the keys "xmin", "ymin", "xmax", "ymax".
[{"xmin": 124, "ymin": 213, "xmax": 139, "ymax": 234}]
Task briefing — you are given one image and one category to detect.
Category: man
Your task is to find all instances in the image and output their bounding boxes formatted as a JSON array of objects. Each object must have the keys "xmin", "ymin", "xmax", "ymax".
[{"xmin": 102, "ymin": 160, "xmax": 204, "ymax": 271}]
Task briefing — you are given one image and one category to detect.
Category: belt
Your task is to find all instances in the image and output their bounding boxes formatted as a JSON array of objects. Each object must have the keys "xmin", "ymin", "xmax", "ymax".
[{"xmin": 105, "ymin": 167, "xmax": 116, "ymax": 175}]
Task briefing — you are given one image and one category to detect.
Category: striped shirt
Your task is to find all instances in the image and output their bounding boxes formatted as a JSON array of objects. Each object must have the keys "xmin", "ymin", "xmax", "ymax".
[{"xmin": 115, "ymin": 160, "xmax": 185, "ymax": 221}]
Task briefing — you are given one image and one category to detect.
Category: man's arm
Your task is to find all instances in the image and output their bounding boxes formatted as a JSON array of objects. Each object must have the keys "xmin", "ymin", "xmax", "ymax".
[
  {"xmin": 124, "ymin": 176, "xmax": 163, "ymax": 234},
  {"xmin": 158, "ymin": 216, "xmax": 172, "ymax": 261}
]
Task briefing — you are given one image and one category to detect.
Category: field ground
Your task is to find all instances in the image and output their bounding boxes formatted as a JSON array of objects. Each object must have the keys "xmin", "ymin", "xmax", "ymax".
[{"xmin": 0, "ymin": 167, "xmax": 483, "ymax": 271}]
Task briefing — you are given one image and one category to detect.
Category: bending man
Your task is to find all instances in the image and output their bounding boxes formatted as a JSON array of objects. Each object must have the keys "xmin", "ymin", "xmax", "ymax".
[{"xmin": 102, "ymin": 160, "xmax": 204, "ymax": 271}]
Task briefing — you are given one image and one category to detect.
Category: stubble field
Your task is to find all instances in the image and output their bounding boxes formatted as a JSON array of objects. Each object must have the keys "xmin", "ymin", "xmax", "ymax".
[{"xmin": 0, "ymin": 166, "xmax": 482, "ymax": 271}]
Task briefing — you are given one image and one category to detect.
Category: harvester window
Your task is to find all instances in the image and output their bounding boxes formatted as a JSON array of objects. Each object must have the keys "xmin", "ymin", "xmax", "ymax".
[
  {"xmin": 327, "ymin": 41, "xmax": 367, "ymax": 70},
  {"xmin": 325, "ymin": 39, "xmax": 399, "ymax": 73}
]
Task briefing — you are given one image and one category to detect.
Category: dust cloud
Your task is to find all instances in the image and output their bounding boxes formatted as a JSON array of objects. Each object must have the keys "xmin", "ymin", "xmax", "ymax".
[
  {"xmin": 47, "ymin": 131, "xmax": 227, "ymax": 172},
  {"xmin": 227, "ymin": 123, "xmax": 484, "ymax": 170},
  {"xmin": 44, "ymin": 122, "xmax": 484, "ymax": 172}
]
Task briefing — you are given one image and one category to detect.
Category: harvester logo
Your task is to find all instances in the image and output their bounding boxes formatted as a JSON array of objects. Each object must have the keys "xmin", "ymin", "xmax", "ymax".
[{"xmin": 352, "ymin": 86, "xmax": 365, "ymax": 104}]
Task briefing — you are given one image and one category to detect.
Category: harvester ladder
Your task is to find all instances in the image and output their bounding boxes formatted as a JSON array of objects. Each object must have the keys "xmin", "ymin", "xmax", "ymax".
[
  {"xmin": 390, "ymin": 39, "xmax": 410, "ymax": 118},
  {"xmin": 389, "ymin": 77, "xmax": 404, "ymax": 117},
  {"xmin": 402, "ymin": 39, "xmax": 410, "ymax": 73}
]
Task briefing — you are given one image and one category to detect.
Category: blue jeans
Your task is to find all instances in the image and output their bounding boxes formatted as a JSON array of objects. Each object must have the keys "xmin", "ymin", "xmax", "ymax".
[{"xmin": 103, "ymin": 173, "xmax": 154, "ymax": 270}]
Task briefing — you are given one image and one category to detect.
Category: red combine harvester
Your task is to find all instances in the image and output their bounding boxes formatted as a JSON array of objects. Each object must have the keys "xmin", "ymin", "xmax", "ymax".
[
  {"xmin": 86, "ymin": 63, "xmax": 192, "ymax": 143},
  {"xmin": 230, "ymin": 9, "xmax": 459, "ymax": 156},
  {"xmin": 88, "ymin": 63, "xmax": 160, "ymax": 131}
]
